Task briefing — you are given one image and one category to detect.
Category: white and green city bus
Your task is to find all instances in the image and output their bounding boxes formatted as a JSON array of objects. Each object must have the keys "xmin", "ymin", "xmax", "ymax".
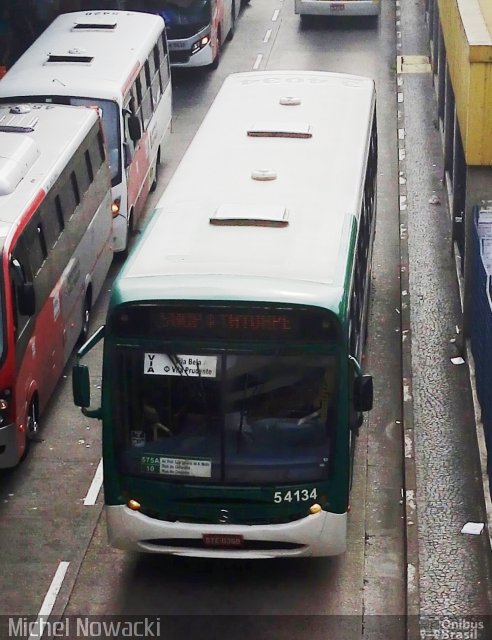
[{"xmin": 73, "ymin": 70, "xmax": 377, "ymax": 558}]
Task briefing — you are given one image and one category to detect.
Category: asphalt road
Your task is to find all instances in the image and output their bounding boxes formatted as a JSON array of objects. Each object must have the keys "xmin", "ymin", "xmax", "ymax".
[{"xmin": 0, "ymin": 2, "xmax": 405, "ymax": 638}]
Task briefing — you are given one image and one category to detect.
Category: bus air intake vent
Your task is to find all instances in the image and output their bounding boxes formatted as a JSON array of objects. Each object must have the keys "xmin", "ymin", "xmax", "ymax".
[
  {"xmin": 247, "ymin": 122, "xmax": 312, "ymax": 138},
  {"xmin": 0, "ymin": 108, "xmax": 38, "ymax": 133},
  {"xmin": 46, "ymin": 49, "xmax": 94, "ymax": 64},
  {"xmin": 279, "ymin": 96, "xmax": 301, "ymax": 106},
  {"xmin": 72, "ymin": 20, "xmax": 118, "ymax": 31},
  {"xmin": 210, "ymin": 204, "xmax": 289, "ymax": 228},
  {"xmin": 251, "ymin": 169, "xmax": 277, "ymax": 181}
]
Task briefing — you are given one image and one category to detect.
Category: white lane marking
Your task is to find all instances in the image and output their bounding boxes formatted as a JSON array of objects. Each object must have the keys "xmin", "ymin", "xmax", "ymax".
[
  {"xmin": 253, "ymin": 54, "xmax": 263, "ymax": 70},
  {"xmin": 263, "ymin": 29, "xmax": 272, "ymax": 43},
  {"xmin": 28, "ymin": 561, "xmax": 70, "ymax": 640},
  {"xmin": 272, "ymin": 9, "xmax": 280, "ymax": 21},
  {"xmin": 83, "ymin": 458, "xmax": 103, "ymax": 506}
]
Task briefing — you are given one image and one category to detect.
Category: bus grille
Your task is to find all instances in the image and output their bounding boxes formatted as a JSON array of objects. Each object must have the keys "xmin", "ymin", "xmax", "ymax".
[
  {"xmin": 139, "ymin": 508, "xmax": 307, "ymax": 526},
  {"xmin": 170, "ymin": 51, "xmax": 191, "ymax": 64},
  {"xmin": 141, "ymin": 539, "xmax": 305, "ymax": 551}
]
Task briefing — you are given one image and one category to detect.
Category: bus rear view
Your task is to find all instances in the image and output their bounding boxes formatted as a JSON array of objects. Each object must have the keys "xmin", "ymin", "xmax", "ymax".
[
  {"xmin": 295, "ymin": 0, "xmax": 380, "ymax": 18},
  {"xmin": 73, "ymin": 70, "xmax": 377, "ymax": 558}
]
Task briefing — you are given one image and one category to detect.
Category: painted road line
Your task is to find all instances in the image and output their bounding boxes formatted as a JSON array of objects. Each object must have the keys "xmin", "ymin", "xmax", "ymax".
[
  {"xmin": 83, "ymin": 458, "xmax": 103, "ymax": 506},
  {"xmin": 263, "ymin": 29, "xmax": 272, "ymax": 44},
  {"xmin": 272, "ymin": 9, "xmax": 280, "ymax": 21},
  {"xmin": 28, "ymin": 561, "xmax": 70, "ymax": 640},
  {"xmin": 253, "ymin": 54, "xmax": 263, "ymax": 70}
]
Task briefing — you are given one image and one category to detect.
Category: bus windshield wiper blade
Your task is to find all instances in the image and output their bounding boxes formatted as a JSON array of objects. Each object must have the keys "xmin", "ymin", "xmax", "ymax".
[{"xmin": 167, "ymin": 353, "xmax": 188, "ymax": 376}]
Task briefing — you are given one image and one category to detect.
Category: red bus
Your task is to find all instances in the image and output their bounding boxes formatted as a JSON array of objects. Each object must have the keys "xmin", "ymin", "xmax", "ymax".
[{"xmin": 0, "ymin": 102, "xmax": 113, "ymax": 467}]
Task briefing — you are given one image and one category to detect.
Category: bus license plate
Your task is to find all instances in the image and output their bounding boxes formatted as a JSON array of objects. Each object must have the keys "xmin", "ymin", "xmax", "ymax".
[
  {"xmin": 203, "ymin": 534, "xmax": 244, "ymax": 548},
  {"xmin": 169, "ymin": 41, "xmax": 187, "ymax": 50},
  {"xmin": 331, "ymin": 3, "xmax": 345, "ymax": 10}
]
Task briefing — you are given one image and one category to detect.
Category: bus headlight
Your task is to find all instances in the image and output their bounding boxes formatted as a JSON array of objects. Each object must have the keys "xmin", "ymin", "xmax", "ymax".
[
  {"xmin": 128, "ymin": 499, "xmax": 141, "ymax": 511},
  {"xmin": 191, "ymin": 35, "xmax": 210, "ymax": 55},
  {"xmin": 309, "ymin": 504, "xmax": 322, "ymax": 514},
  {"xmin": 111, "ymin": 198, "xmax": 121, "ymax": 218},
  {"xmin": 0, "ymin": 390, "xmax": 11, "ymax": 426}
]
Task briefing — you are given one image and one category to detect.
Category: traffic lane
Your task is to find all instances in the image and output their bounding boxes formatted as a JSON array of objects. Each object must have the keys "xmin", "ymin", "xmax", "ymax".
[
  {"xmin": 64, "ymin": 445, "xmax": 366, "ymax": 625},
  {"xmin": 268, "ymin": 16, "xmax": 380, "ymax": 77},
  {"xmin": 65, "ymin": 0, "xmax": 397, "ymax": 629},
  {"xmin": 0, "ymin": 265, "xmax": 115, "ymax": 616}
]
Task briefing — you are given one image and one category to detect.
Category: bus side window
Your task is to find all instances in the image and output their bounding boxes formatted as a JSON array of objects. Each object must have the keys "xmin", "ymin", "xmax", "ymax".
[
  {"xmin": 123, "ymin": 92, "xmax": 139, "ymax": 160},
  {"xmin": 70, "ymin": 171, "xmax": 81, "ymax": 208},
  {"xmin": 134, "ymin": 75, "xmax": 145, "ymax": 130},
  {"xmin": 39, "ymin": 198, "xmax": 59, "ymax": 250},
  {"xmin": 158, "ymin": 33, "xmax": 170, "ymax": 87},
  {"xmin": 97, "ymin": 129, "xmax": 106, "ymax": 165},
  {"xmin": 24, "ymin": 217, "xmax": 47, "ymax": 276},
  {"xmin": 9, "ymin": 246, "xmax": 33, "ymax": 341},
  {"xmin": 84, "ymin": 149, "xmax": 94, "ymax": 184},
  {"xmin": 54, "ymin": 195, "xmax": 65, "ymax": 234},
  {"xmin": 73, "ymin": 155, "xmax": 90, "ymax": 198},
  {"xmin": 139, "ymin": 66, "xmax": 153, "ymax": 129},
  {"xmin": 152, "ymin": 43, "xmax": 163, "ymax": 102}
]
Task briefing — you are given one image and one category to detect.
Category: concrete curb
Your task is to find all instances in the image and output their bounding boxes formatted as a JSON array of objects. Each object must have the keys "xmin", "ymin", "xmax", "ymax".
[{"xmin": 395, "ymin": 2, "xmax": 421, "ymax": 638}]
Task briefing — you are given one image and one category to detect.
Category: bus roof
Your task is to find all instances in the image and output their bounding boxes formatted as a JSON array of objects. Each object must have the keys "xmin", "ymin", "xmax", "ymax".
[
  {"xmin": 0, "ymin": 11, "xmax": 165, "ymax": 103},
  {"xmin": 0, "ymin": 103, "xmax": 98, "ymax": 243},
  {"xmin": 117, "ymin": 70, "xmax": 376, "ymax": 311}
]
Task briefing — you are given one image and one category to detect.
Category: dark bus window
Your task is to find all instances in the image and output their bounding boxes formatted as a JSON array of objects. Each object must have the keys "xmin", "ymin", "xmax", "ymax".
[
  {"xmin": 71, "ymin": 171, "xmax": 80, "ymax": 207},
  {"xmin": 97, "ymin": 130, "xmax": 106, "ymax": 164},
  {"xmin": 25, "ymin": 219, "xmax": 46, "ymax": 274},
  {"xmin": 39, "ymin": 199, "xmax": 59, "ymax": 249},
  {"xmin": 85, "ymin": 149, "xmax": 94, "ymax": 183}
]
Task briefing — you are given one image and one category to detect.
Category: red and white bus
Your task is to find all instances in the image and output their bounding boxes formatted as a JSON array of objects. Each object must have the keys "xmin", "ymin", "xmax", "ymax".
[
  {"xmin": 0, "ymin": 101, "xmax": 113, "ymax": 468},
  {"xmin": 136, "ymin": 0, "xmax": 241, "ymax": 69},
  {"xmin": 0, "ymin": 11, "xmax": 172, "ymax": 253}
]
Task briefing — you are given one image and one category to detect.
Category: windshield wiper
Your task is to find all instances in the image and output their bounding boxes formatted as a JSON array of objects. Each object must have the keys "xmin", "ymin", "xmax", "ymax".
[{"xmin": 167, "ymin": 353, "xmax": 188, "ymax": 376}]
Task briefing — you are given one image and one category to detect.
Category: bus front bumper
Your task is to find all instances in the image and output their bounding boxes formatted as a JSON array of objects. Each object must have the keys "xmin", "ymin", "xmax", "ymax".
[
  {"xmin": 0, "ymin": 422, "xmax": 21, "ymax": 469},
  {"xmin": 106, "ymin": 505, "xmax": 347, "ymax": 558},
  {"xmin": 170, "ymin": 41, "xmax": 213, "ymax": 68},
  {"xmin": 295, "ymin": 0, "xmax": 380, "ymax": 16}
]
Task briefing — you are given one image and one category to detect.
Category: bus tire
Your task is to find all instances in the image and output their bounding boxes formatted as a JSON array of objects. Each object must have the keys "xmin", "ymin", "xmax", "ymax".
[
  {"xmin": 210, "ymin": 29, "xmax": 221, "ymax": 70},
  {"xmin": 78, "ymin": 289, "xmax": 92, "ymax": 346},
  {"xmin": 227, "ymin": 4, "xmax": 236, "ymax": 41},
  {"xmin": 300, "ymin": 14, "xmax": 312, "ymax": 28},
  {"xmin": 26, "ymin": 397, "xmax": 40, "ymax": 444},
  {"xmin": 149, "ymin": 152, "xmax": 160, "ymax": 193},
  {"xmin": 118, "ymin": 210, "xmax": 134, "ymax": 260}
]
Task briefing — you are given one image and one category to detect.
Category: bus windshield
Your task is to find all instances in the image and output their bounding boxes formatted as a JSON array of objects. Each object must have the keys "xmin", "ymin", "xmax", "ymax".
[
  {"xmin": 159, "ymin": 0, "xmax": 211, "ymax": 28},
  {"xmin": 112, "ymin": 349, "xmax": 338, "ymax": 485}
]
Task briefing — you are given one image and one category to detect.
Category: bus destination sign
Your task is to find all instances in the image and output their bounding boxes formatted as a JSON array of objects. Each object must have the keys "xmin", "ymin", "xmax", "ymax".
[{"xmin": 111, "ymin": 305, "xmax": 338, "ymax": 341}]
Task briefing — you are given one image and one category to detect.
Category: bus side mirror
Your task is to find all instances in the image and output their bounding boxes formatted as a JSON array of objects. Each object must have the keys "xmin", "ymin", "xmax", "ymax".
[
  {"xmin": 73, "ymin": 363, "xmax": 91, "ymax": 408},
  {"xmin": 354, "ymin": 374, "xmax": 373, "ymax": 412},
  {"xmin": 128, "ymin": 114, "xmax": 142, "ymax": 143},
  {"xmin": 18, "ymin": 282, "xmax": 35, "ymax": 316}
]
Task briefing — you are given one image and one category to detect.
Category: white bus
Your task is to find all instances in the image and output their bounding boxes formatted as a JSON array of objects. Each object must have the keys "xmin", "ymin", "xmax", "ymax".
[
  {"xmin": 295, "ymin": 0, "xmax": 380, "ymax": 19},
  {"xmin": 0, "ymin": 101, "xmax": 113, "ymax": 468},
  {"xmin": 0, "ymin": 10, "xmax": 172, "ymax": 254},
  {"xmin": 74, "ymin": 70, "xmax": 377, "ymax": 558}
]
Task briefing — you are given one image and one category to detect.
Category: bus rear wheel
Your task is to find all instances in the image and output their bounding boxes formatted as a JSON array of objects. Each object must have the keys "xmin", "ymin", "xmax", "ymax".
[
  {"xmin": 227, "ymin": 4, "xmax": 236, "ymax": 41},
  {"xmin": 149, "ymin": 152, "xmax": 160, "ymax": 193},
  {"xmin": 26, "ymin": 398, "xmax": 40, "ymax": 443}
]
